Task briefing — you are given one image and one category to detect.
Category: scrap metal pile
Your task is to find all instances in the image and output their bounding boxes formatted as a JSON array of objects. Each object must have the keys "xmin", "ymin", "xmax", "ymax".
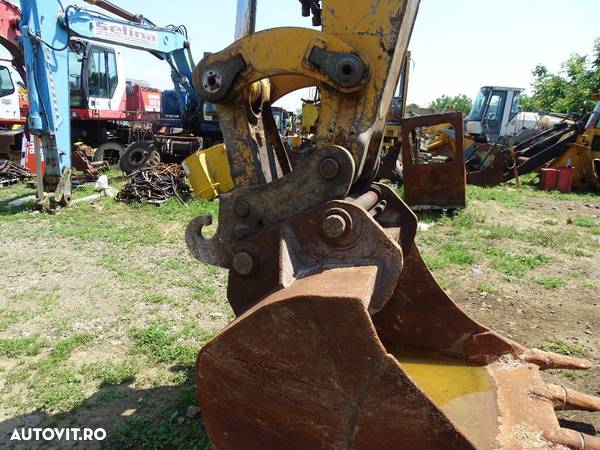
[
  {"xmin": 116, "ymin": 163, "xmax": 190, "ymax": 204},
  {"xmin": 0, "ymin": 160, "xmax": 34, "ymax": 185}
]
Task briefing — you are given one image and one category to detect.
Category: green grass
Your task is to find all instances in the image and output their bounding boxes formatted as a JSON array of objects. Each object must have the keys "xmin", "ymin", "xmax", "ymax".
[
  {"xmin": 4, "ymin": 163, "xmax": 600, "ymax": 445},
  {"xmin": 484, "ymin": 247, "xmax": 551, "ymax": 277},
  {"xmin": 477, "ymin": 282, "xmax": 501, "ymax": 296},
  {"xmin": 571, "ymin": 215, "xmax": 598, "ymax": 227},
  {"xmin": 3, "ymin": 333, "xmax": 95, "ymax": 412},
  {"xmin": 143, "ymin": 293, "xmax": 176, "ymax": 305},
  {"xmin": 467, "ymin": 185, "xmax": 524, "ymax": 207},
  {"xmin": 83, "ymin": 360, "xmax": 139, "ymax": 386},
  {"xmin": 0, "ymin": 308, "xmax": 31, "ymax": 331},
  {"xmin": 0, "ymin": 335, "xmax": 46, "ymax": 357},
  {"xmin": 131, "ymin": 322, "xmax": 197, "ymax": 365},
  {"xmin": 192, "ymin": 284, "xmax": 217, "ymax": 303},
  {"xmin": 106, "ymin": 416, "xmax": 213, "ymax": 450},
  {"xmin": 570, "ymin": 215, "xmax": 600, "ymax": 235},
  {"xmin": 537, "ymin": 338, "xmax": 586, "ymax": 357},
  {"xmin": 534, "ymin": 275, "xmax": 566, "ymax": 290},
  {"xmin": 49, "ymin": 333, "xmax": 93, "ymax": 363}
]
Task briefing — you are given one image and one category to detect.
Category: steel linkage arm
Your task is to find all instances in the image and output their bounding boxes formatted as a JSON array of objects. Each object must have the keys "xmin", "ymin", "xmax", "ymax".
[{"xmin": 187, "ymin": 0, "xmax": 421, "ymax": 276}]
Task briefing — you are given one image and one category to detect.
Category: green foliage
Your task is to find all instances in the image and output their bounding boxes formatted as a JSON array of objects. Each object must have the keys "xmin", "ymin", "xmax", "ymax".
[
  {"xmin": 537, "ymin": 338, "xmax": 586, "ymax": 357},
  {"xmin": 522, "ymin": 38, "xmax": 600, "ymax": 114},
  {"xmin": 429, "ymin": 94, "xmax": 472, "ymax": 115},
  {"xmin": 84, "ymin": 360, "xmax": 139, "ymax": 385},
  {"xmin": 477, "ymin": 282, "xmax": 501, "ymax": 296},
  {"xmin": 0, "ymin": 335, "xmax": 46, "ymax": 357},
  {"xmin": 131, "ymin": 322, "xmax": 197, "ymax": 365},
  {"xmin": 484, "ymin": 247, "xmax": 550, "ymax": 277},
  {"xmin": 534, "ymin": 276, "xmax": 566, "ymax": 290}
]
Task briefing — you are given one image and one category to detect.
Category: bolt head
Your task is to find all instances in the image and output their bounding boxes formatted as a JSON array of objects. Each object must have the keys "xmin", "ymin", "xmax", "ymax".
[
  {"xmin": 322, "ymin": 214, "xmax": 347, "ymax": 238},
  {"xmin": 232, "ymin": 252, "xmax": 255, "ymax": 276},
  {"xmin": 319, "ymin": 158, "xmax": 340, "ymax": 179},
  {"xmin": 202, "ymin": 69, "xmax": 223, "ymax": 94},
  {"xmin": 234, "ymin": 200, "xmax": 251, "ymax": 217}
]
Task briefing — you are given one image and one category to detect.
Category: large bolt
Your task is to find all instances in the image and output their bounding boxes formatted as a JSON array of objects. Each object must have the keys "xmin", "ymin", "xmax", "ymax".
[
  {"xmin": 234, "ymin": 200, "xmax": 251, "ymax": 217},
  {"xmin": 202, "ymin": 69, "xmax": 223, "ymax": 94},
  {"xmin": 232, "ymin": 252, "xmax": 255, "ymax": 276},
  {"xmin": 322, "ymin": 214, "xmax": 347, "ymax": 238},
  {"xmin": 319, "ymin": 158, "xmax": 340, "ymax": 179}
]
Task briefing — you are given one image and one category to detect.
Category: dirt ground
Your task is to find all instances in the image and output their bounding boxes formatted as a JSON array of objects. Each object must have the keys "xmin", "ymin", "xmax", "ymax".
[
  {"xmin": 0, "ymin": 179, "xmax": 599, "ymax": 448},
  {"xmin": 419, "ymin": 191, "xmax": 600, "ymax": 436}
]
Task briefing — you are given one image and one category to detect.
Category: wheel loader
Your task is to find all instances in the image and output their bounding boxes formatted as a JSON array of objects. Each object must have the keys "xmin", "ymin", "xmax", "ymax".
[
  {"xmin": 548, "ymin": 95, "xmax": 600, "ymax": 191},
  {"xmin": 185, "ymin": 1, "xmax": 600, "ymax": 448}
]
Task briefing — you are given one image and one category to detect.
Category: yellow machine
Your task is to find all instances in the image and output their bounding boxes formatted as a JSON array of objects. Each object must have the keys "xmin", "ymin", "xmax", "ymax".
[
  {"xmin": 300, "ymin": 101, "xmax": 318, "ymax": 135},
  {"xmin": 549, "ymin": 97, "xmax": 600, "ymax": 191},
  {"xmin": 184, "ymin": 1, "xmax": 600, "ymax": 449}
]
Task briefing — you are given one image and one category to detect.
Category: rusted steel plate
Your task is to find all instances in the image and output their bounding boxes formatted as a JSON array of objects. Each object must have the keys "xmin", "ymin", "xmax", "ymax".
[{"xmin": 401, "ymin": 112, "xmax": 466, "ymax": 210}]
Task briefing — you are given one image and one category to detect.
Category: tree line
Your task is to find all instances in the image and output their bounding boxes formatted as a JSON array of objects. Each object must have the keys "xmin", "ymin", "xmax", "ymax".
[{"xmin": 427, "ymin": 38, "xmax": 600, "ymax": 116}]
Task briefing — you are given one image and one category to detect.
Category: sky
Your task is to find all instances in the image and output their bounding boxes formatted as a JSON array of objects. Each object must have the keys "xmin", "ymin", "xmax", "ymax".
[{"xmin": 7, "ymin": 0, "xmax": 600, "ymax": 111}]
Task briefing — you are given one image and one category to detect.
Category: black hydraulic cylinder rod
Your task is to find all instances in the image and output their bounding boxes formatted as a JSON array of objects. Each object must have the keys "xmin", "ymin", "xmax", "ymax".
[{"xmin": 83, "ymin": 0, "xmax": 143, "ymax": 23}]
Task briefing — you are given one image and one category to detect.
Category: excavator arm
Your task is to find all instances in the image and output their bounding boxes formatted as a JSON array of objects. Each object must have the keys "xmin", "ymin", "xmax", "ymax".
[{"xmin": 186, "ymin": 1, "xmax": 600, "ymax": 449}]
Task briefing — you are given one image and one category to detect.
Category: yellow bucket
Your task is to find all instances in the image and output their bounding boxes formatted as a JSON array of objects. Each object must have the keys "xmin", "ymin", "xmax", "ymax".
[{"xmin": 182, "ymin": 144, "xmax": 234, "ymax": 200}]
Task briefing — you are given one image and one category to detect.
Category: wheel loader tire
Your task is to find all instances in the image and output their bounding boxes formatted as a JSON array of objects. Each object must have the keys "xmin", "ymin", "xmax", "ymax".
[
  {"xmin": 119, "ymin": 141, "xmax": 161, "ymax": 174},
  {"xmin": 93, "ymin": 142, "xmax": 125, "ymax": 166}
]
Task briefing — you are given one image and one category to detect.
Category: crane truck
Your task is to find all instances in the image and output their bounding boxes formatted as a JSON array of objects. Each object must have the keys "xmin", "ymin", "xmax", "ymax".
[
  {"xmin": 0, "ymin": 0, "xmax": 165, "ymax": 167},
  {"xmin": 19, "ymin": 0, "xmax": 222, "ymax": 208}
]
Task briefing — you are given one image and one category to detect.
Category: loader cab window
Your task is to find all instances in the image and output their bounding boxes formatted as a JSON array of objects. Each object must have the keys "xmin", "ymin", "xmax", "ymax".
[
  {"xmin": 87, "ymin": 46, "xmax": 118, "ymax": 99},
  {"xmin": 485, "ymin": 91, "xmax": 507, "ymax": 122},
  {"xmin": 467, "ymin": 87, "xmax": 491, "ymax": 122},
  {"xmin": 509, "ymin": 91, "xmax": 522, "ymax": 120},
  {"xmin": 0, "ymin": 66, "xmax": 14, "ymax": 97}
]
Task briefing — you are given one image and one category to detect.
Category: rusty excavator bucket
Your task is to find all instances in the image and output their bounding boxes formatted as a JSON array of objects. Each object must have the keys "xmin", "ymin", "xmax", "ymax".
[{"xmin": 185, "ymin": 1, "xmax": 600, "ymax": 448}]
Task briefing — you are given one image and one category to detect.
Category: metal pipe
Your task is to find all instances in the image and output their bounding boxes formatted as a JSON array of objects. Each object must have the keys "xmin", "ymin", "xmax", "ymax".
[
  {"xmin": 235, "ymin": 0, "xmax": 257, "ymax": 40},
  {"xmin": 83, "ymin": 0, "xmax": 143, "ymax": 24},
  {"xmin": 350, "ymin": 189, "xmax": 380, "ymax": 212},
  {"xmin": 33, "ymin": 135, "xmax": 44, "ymax": 204}
]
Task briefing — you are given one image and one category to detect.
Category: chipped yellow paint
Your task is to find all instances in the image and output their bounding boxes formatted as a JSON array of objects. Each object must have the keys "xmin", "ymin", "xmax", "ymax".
[{"xmin": 388, "ymin": 344, "xmax": 493, "ymax": 407}]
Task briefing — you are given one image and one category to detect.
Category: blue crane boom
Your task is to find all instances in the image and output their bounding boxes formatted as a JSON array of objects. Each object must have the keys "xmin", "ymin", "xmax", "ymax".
[{"xmin": 19, "ymin": 0, "xmax": 202, "ymax": 207}]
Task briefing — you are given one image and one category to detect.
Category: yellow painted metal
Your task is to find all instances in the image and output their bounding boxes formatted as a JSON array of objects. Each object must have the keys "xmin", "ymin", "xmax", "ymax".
[
  {"xmin": 301, "ymin": 102, "xmax": 318, "ymax": 134},
  {"xmin": 549, "ymin": 128, "xmax": 600, "ymax": 191},
  {"xmin": 194, "ymin": 0, "xmax": 420, "ymax": 188},
  {"xmin": 200, "ymin": 28, "xmax": 366, "ymax": 100},
  {"xmin": 182, "ymin": 144, "xmax": 234, "ymax": 200}
]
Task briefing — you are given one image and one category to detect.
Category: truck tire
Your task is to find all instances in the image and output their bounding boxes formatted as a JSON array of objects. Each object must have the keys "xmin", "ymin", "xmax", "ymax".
[
  {"xmin": 93, "ymin": 142, "xmax": 125, "ymax": 166},
  {"xmin": 119, "ymin": 141, "xmax": 161, "ymax": 174}
]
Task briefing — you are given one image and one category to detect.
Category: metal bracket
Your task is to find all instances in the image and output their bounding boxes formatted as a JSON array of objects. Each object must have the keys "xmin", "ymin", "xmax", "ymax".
[
  {"xmin": 196, "ymin": 55, "xmax": 246, "ymax": 102},
  {"xmin": 308, "ymin": 47, "xmax": 366, "ymax": 88},
  {"xmin": 186, "ymin": 145, "xmax": 355, "ymax": 269}
]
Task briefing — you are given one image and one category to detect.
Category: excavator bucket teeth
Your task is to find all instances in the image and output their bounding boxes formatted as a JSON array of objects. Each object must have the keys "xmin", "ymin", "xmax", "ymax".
[{"xmin": 192, "ymin": 185, "xmax": 600, "ymax": 449}]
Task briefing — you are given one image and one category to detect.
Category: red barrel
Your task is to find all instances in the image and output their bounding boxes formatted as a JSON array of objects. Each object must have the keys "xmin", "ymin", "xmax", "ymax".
[
  {"xmin": 557, "ymin": 167, "xmax": 574, "ymax": 193},
  {"xmin": 540, "ymin": 168, "xmax": 560, "ymax": 191}
]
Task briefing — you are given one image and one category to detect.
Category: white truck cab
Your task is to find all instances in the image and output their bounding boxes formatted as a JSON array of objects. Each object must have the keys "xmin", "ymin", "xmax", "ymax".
[{"xmin": 0, "ymin": 61, "xmax": 22, "ymax": 123}]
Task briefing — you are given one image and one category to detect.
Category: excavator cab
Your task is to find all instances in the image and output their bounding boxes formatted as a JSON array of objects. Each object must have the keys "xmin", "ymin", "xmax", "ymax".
[{"xmin": 184, "ymin": 1, "xmax": 600, "ymax": 448}]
